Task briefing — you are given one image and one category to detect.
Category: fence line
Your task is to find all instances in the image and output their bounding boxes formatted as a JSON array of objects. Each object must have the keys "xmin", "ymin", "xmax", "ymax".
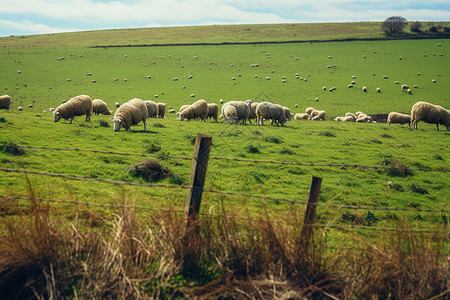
[
  {"xmin": 3, "ymin": 144, "xmax": 448, "ymax": 173},
  {"xmin": 1, "ymin": 167, "xmax": 449, "ymax": 214},
  {"xmin": 0, "ymin": 195, "xmax": 185, "ymax": 213},
  {"xmin": 2, "ymin": 195, "xmax": 446, "ymax": 235}
]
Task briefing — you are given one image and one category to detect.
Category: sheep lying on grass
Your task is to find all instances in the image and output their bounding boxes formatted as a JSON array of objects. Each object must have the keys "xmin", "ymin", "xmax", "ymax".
[
  {"xmin": 410, "ymin": 101, "xmax": 450, "ymax": 131},
  {"xmin": 256, "ymin": 102, "xmax": 287, "ymax": 126},
  {"xmin": 53, "ymin": 94, "xmax": 92, "ymax": 124},
  {"xmin": 0, "ymin": 95, "xmax": 11, "ymax": 110},
  {"xmin": 294, "ymin": 113, "xmax": 310, "ymax": 120},
  {"xmin": 113, "ymin": 98, "xmax": 148, "ymax": 131},
  {"xmin": 179, "ymin": 99, "xmax": 209, "ymax": 121},
  {"xmin": 92, "ymin": 99, "xmax": 112, "ymax": 115},
  {"xmin": 387, "ymin": 112, "xmax": 410, "ymax": 126}
]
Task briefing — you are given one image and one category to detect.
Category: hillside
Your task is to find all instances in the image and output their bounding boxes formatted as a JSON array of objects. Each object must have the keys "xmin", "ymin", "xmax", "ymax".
[{"xmin": 1, "ymin": 21, "xmax": 449, "ymax": 49}]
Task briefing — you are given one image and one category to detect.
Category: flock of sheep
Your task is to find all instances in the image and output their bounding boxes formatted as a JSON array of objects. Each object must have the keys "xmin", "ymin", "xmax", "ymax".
[{"xmin": 0, "ymin": 94, "xmax": 448, "ymax": 131}]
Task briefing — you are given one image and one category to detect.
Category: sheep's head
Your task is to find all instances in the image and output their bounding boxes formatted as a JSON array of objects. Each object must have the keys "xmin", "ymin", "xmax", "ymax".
[
  {"xmin": 113, "ymin": 118, "xmax": 123, "ymax": 131},
  {"xmin": 53, "ymin": 111, "xmax": 62, "ymax": 122},
  {"xmin": 227, "ymin": 116, "xmax": 238, "ymax": 124}
]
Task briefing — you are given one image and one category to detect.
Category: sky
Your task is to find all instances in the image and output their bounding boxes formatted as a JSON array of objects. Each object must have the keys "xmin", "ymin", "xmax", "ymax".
[{"xmin": 1, "ymin": 0, "xmax": 449, "ymax": 37}]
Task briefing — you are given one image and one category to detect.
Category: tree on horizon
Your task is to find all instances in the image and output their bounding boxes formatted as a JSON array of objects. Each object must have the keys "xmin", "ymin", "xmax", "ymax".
[{"xmin": 382, "ymin": 16, "xmax": 407, "ymax": 35}]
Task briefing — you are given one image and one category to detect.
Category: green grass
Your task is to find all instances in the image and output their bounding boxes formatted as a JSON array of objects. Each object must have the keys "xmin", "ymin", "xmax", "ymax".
[{"xmin": 0, "ymin": 26, "xmax": 449, "ymax": 239}]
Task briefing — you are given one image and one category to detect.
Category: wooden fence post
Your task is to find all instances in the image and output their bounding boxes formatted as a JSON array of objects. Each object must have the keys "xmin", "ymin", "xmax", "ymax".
[
  {"xmin": 299, "ymin": 176, "xmax": 322, "ymax": 253},
  {"xmin": 185, "ymin": 134, "xmax": 212, "ymax": 227}
]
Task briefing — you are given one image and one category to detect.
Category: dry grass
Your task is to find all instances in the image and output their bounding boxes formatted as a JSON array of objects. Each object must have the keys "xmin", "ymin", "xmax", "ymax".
[{"xmin": 0, "ymin": 184, "xmax": 448, "ymax": 299}]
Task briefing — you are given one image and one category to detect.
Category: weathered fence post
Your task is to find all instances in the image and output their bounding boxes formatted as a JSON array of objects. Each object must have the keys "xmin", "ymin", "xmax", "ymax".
[
  {"xmin": 184, "ymin": 134, "xmax": 212, "ymax": 228},
  {"xmin": 300, "ymin": 176, "xmax": 322, "ymax": 253}
]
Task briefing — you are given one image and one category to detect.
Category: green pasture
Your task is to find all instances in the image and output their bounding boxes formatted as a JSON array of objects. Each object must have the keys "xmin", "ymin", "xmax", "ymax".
[{"xmin": 0, "ymin": 34, "xmax": 449, "ymax": 237}]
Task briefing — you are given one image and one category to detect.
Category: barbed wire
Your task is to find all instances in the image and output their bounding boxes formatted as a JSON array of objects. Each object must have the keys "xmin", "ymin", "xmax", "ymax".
[
  {"xmin": 0, "ymin": 167, "xmax": 189, "ymax": 190},
  {"xmin": 0, "ymin": 195, "xmax": 185, "ymax": 213},
  {"xmin": 1, "ymin": 167, "xmax": 448, "ymax": 214},
  {"xmin": 3, "ymin": 195, "xmax": 446, "ymax": 235},
  {"xmin": 2, "ymin": 144, "xmax": 448, "ymax": 173}
]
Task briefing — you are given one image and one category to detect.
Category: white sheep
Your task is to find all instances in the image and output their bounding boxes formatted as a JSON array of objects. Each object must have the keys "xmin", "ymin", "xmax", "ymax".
[
  {"xmin": 335, "ymin": 116, "xmax": 354, "ymax": 122},
  {"xmin": 207, "ymin": 103, "xmax": 219, "ymax": 122},
  {"xmin": 410, "ymin": 101, "xmax": 450, "ymax": 131},
  {"xmin": 294, "ymin": 113, "xmax": 310, "ymax": 120},
  {"xmin": 248, "ymin": 101, "xmax": 259, "ymax": 123},
  {"xmin": 115, "ymin": 102, "xmax": 120, "ymax": 108},
  {"xmin": 177, "ymin": 104, "xmax": 190, "ymax": 116},
  {"xmin": 179, "ymin": 99, "xmax": 209, "ymax": 122},
  {"xmin": 53, "ymin": 94, "xmax": 92, "ymax": 124},
  {"xmin": 92, "ymin": 99, "xmax": 112, "ymax": 115},
  {"xmin": 305, "ymin": 107, "xmax": 316, "ymax": 116},
  {"xmin": 387, "ymin": 112, "xmax": 410, "ymax": 126},
  {"xmin": 157, "ymin": 103, "xmax": 166, "ymax": 118},
  {"xmin": 220, "ymin": 103, "xmax": 238, "ymax": 124},
  {"xmin": 256, "ymin": 102, "xmax": 287, "ymax": 127},
  {"xmin": 401, "ymin": 84, "xmax": 410, "ymax": 91},
  {"xmin": 0, "ymin": 95, "xmax": 11, "ymax": 110},
  {"xmin": 113, "ymin": 98, "xmax": 148, "ymax": 131},
  {"xmin": 362, "ymin": 86, "xmax": 367, "ymax": 92},
  {"xmin": 283, "ymin": 106, "xmax": 293, "ymax": 121},
  {"xmin": 345, "ymin": 112, "xmax": 356, "ymax": 120},
  {"xmin": 222, "ymin": 101, "xmax": 250, "ymax": 124},
  {"xmin": 315, "ymin": 110, "xmax": 326, "ymax": 121},
  {"xmin": 144, "ymin": 100, "xmax": 159, "ymax": 118}
]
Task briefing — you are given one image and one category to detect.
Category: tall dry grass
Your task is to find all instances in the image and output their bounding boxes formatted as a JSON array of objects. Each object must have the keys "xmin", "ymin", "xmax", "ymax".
[{"xmin": 0, "ymin": 186, "xmax": 448, "ymax": 299}]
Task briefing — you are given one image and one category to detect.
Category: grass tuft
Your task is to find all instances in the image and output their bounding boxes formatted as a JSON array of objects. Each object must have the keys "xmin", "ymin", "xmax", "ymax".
[
  {"xmin": 128, "ymin": 159, "xmax": 173, "ymax": 182},
  {"xmin": 0, "ymin": 142, "xmax": 26, "ymax": 156}
]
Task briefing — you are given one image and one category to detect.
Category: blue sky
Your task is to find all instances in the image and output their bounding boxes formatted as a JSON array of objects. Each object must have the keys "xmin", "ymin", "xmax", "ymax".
[{"xmin": 1, "ymin": 0, "xmax": 449, "ymax": 37}]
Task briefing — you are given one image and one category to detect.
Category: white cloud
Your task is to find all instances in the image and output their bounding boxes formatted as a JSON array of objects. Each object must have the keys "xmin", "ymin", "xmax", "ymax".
[{"xmin": 0, "ymin": 19, "xmax": 81, "ymax": 35}]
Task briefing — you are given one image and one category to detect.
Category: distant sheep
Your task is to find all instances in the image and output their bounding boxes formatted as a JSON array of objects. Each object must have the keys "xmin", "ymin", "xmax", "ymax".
[
  {"xmin": 17, "ymin": 106, "xmax": 23, "ymax": 111},
  {"xmin": 207, "ymin": 103, "xmax": 219, "ymax": 122},
  {"xmin": 220, "ymin": 103, "xmax": 238, "ymax": 124},
  {"xmin": 256, "ymin": 102, "xmax": 287, "ymax": 127},
  {"xmin": 177, "ymin": 104, "xmax": 190, "ymax": 116},
  {"xmin": 0, "ymin": 95, "xmax": 11, "ymax": 110},
  {"xmin": 294, "ymin": 113, "xmax": 310, "ymax": 120},
  {"xmin": 305, "ymin": 107, "xmax": 316, "ymax": 115},
  {"xmin": 115, "ymin": 102, "xmax": 120, "ymax": 108},
  {"xmin": 113, "ymin": 98, "xmax": 148, "ymax": 131},
  {"xmin": 362, "ymin": 86, "xmax": 367, "ymax": 92},
  {"xmin": 53, "ymin": 94, "xmax": 92, "ymax": 124},
  {"xmin": 92, "ymin": 99, "xmax": 112, "ymax": 115},
  {"xmin": 410, "ymin": 101, "xmax": 450, "ymax": 131},
  {"xmin": 179, "ymin": 99, "xmax": 209, "ymax": 121},
  {"xmin": 401, "ymin": 84, "xmax": 410, "ymax": 91},
  {"xmin": 157, "ymin": 103, "xmax": 166, "ymax": 118},
  {"xmin": 387, "ymin": 112, "xmax": 410, "ymax": 126},
  {"xmin": 144, "ymin": 100, "xmax": 159, "ymax": 118}
]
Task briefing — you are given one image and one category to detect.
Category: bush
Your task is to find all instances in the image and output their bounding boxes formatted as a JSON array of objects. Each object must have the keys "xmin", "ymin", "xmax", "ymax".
[
  {"xmin": 382, "ymin": 16, "xmax": 406, "ymax": 35},
  {"xmin": 410, "ymin": 21, "xmax": 422, "ymax": 33}
]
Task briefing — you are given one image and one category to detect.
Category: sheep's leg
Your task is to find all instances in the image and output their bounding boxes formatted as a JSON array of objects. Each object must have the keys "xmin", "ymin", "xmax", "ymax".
[
  {"xmin": 69, "ymin": 118, "xmax": 73, "ymax": 124},
  {"xmin": 436, "ymin": 124, "xmax": 439, "ymax": 131}
]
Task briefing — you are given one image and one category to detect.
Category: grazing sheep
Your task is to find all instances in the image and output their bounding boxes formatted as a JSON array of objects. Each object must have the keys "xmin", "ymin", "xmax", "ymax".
[
  {"xmin": 283, "ymin": 106, "xmax": 293, "ymax": 121},
  {"xmin": 248, "ymin": 101, "xmax": 259, "ymax": 123},
  {"xmin": 0, "ymin": 95, "xmax": 11, "ymax": 110},
  {"xmin": 18, "ymin": 106, "xmax": 23, "ymax": 111},
  {"xmin": 407, "ymin": 88, "xmax": 412, "ymax": 94},
  {"xmin": 376, "ymin": 87, "xmax": 381, "ymax": 93},
  {"xmin": 157, "ymin": 103, "xmax": 166, "ymax": 118},
  {"xmin": 49, "ymin": 107, "xmax": 55, "ymax": 113},
  {"xmin": 294, "ymin": 113, "xmax": 310, "ymax": 120},
  {"xmin": 222, "ymin": 101, "xmax": 251, "ymax": 124},
  {"xmin": 92, "ymin": 99, "xmax": 112, "ymax": 115},
  {"xmin": 256, "ymin": 102, "xmax": 287, "ymax": 127},
  {"xmin": 144, "ymin": 100, "xmax": 159, "ymax": 118},
  {"xmin": 410, "ymin": 101, "xmax": 450, "ymax": 131},
  {"xmin": 220, "ymin": 103, "xmax": 238, "ymax": 124},
  {"xmin": 53, "ymin": 94, "xmax": 92, "ymax": 124},
  {"xmin": 207, "ymin": 103, "xmax": 219, "ymax": 122},
  {"xmin": 179, "ymin": 99, "xmax": 209, "ymax": 122},
  {"xmin": 177, "ymin": 104, "xmax": 190, "ymax": 116},
  {"xmin": 387, "ymin": 112, "xmax": 410, "ymax": 126},
  {"xmin": 362, "ymin": 86, "xmax": 367, "ymax": 92},
  {"xmin": 113, "ymin": 98, "xmax": 148, "ymax": 131},
  {"xmin": 115, "ymin": 102, "xmax": 120, "ymax": 108},
  {"xmin": 401, "ymin": 84, "xmax": 410, "ymax": 91}
]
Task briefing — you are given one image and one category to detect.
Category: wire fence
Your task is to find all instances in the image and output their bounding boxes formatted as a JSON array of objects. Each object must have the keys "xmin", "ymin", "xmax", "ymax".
[{"xmin": 1, "ymin": 142, "xmax": 449, "ymax": 237}]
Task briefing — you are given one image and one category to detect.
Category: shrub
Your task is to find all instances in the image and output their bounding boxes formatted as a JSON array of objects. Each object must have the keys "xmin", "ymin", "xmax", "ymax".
[{"xmin": 410, "ymin": 21, "xmax": 422, "ymax": 33}]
